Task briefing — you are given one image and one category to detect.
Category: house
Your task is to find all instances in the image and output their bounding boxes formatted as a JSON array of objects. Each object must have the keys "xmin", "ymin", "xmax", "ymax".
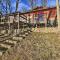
[
  {"xmin": 21, "ymin": 7, "xmax": 57, "ymax": 27},
  {"xmin": 0, "ymin": 7, "xmax": 58, "ymax": 29}
]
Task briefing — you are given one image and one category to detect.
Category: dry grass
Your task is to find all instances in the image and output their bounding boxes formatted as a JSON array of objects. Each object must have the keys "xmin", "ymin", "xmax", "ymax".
[
  {"xmin": 16, "ymin": 32, "xmax": 60, "ymax": 60},
  {"xmin": 32, "ymin": 27, "xmax": 58, "ymax": 33}
]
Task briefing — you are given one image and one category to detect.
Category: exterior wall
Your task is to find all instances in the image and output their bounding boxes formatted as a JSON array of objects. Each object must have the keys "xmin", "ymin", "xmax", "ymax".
[{"xmin": 9, "ymin": 16, "xmax": 14, "ymax": 23}]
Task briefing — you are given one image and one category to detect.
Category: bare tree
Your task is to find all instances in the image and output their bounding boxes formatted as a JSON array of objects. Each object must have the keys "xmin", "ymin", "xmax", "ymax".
[
  {"xmin": 0, "ymin": 0, "xmax": 2, "ymax": 14},
  {"xmin": 22, "ymin": 7, "xmax": 27, "ymax": 12},
  {"xmin": 41, "ymin": 0, "xmax": 47, "ymax": 7},
  {"xmin": 0, "ymin": 0, "xmax": 2, "ymax": 24},
  {"xmin": 28, "ymin": 0, "xmax": 37, "ymax": 9},
  {"xmin": 15, "ymin": 0, "xmax": 20, "ymax": 34},
  {"xmin": 5, "ymin": 0, "xmax": 11, "ymax": 13},
  {"xmin": 4, "ymin": 0, "xmax": 12, "ymax": 33},
  {"xmin": 16, "ymin": 0, "xmax": 20, "ymax": 12}
]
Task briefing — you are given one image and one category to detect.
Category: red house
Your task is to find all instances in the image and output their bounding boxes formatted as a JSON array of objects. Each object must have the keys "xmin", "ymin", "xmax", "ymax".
[{"xmin": 22, "ymin": 7, "xmax": 57, "ymax": 27}]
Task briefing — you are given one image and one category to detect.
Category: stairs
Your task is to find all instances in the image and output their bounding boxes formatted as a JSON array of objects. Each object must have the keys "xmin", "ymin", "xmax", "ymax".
[{"xmin": 0, "ymin": 12, "xmax": 32, "ymax": 60}]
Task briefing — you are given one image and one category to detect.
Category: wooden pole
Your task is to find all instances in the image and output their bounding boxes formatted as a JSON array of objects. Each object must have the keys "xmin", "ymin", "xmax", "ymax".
[
  {"xmin": 8, "ymin": 16, "xmax": 10, "ymax": 33},
  {"xmin": 56, "ymin": 0, "xmax": 60, "ymax": 29},
  {"xmin": 17, "ymin": 13, "xmax": 20, "ymax": 34}
]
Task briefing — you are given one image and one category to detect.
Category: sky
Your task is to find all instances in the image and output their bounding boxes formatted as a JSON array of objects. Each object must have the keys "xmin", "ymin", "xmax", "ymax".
[
  {"xmin": 12, "ymin": 0, "xmax": 56, "ymax": 11},
  {"xmin": 11, "ymin": 0, "xmax": 57, "ymax": 12},
  {"xmin": 0, "ymin": 0, "xmax": 59, "ymax": 13}
]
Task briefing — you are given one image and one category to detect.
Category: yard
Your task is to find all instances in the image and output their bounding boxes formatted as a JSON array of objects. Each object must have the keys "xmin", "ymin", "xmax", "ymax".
[{"xmin": 15, "ymin": 32, "xmax": 60, "ymax": 60}]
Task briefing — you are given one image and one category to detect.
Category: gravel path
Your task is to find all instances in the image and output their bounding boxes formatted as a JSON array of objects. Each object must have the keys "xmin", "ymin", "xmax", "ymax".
[{"xmin": 16, "ymin": 32, "xmax": 60, "ymax": 60}]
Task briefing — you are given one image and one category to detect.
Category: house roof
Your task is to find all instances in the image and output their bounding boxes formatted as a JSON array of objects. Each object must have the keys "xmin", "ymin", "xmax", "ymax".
[{"xmin": 1, "ymin": 7, "xmax": 57, "ymax": 16}]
